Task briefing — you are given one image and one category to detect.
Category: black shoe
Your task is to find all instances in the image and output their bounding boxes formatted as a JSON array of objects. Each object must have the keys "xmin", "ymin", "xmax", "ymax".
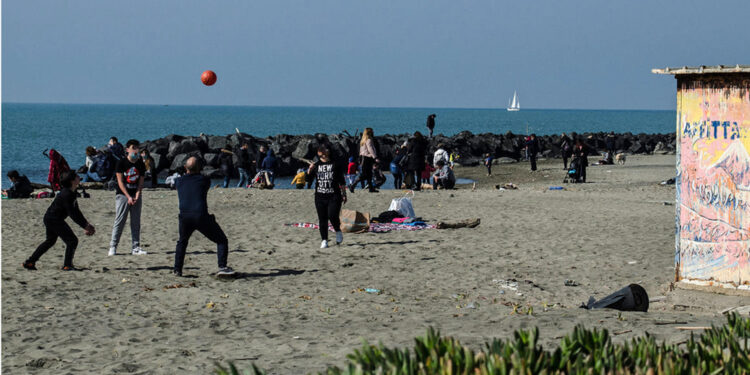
[
  {"xmin": 61, "ymin": 265, "xmax": 79, "ymax": 271},
  {"xmin": 22, "ymin": 261, "xmax": 37, "ymax": 270},
  {"xmin": 348, "ymin": 184, "xmax": 355, "ymax": 193},
  {"xmin": 368, "ymin": 189, "xmax": 379, "ymax": 193},
  {"xmin": 173, "ymin": 269, "xmax": 183, "ymax": 277}
]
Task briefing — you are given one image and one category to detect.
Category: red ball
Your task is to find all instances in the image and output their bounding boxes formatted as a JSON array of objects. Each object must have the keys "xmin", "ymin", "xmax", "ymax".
[{"xmin": 201, "ymin": 70, "xmax": 217, "ymax": 86}]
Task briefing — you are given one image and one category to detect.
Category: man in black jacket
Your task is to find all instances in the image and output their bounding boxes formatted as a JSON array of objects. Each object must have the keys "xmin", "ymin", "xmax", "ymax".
[
  {"xmin": 173, "ymin": 157, "xmax": 235, "ymax": 277},
  {"xmin": 23, "ymin": 171, "xmax": 95, "ymax": 270},
  {"xmin": 235, "ymin": 143, "xmax": 252, "ymax": 188},
  {"xmin": 525, "ymin": 134, "xmax": 540, "ymax": 171}
]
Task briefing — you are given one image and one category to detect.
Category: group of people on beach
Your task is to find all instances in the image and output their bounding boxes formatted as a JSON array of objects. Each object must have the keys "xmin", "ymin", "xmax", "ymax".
[{"xmin": 21, "ymin": 139, "xmax": 236, "ymax": 277}]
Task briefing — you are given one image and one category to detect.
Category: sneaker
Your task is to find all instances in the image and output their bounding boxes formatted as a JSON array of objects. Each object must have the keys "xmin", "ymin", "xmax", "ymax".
[
  {"xmin": 320, "ymin": 240, "xmax": 328, "ymax": 249},
  {"xmin": 108, "ymin": 247, "xmax": 116, "ymax": 256},
  {"xmin": 131, "ymin": 247, "xmax": 147, "ymax": 255},
  {"xmin": 173, "ymin": 269, "xmax": 182, "ymax": 277},
  {"xmin": 61, "ymin": 265, "xmax": 78, "ymax": 271},
  {"xmin": 335, "ymin": 231, "xmax": 343, "ymax": 245},
  {"xmin": 22, "ymin": 261, "xmax": 37, "ymax": 270},
  {"xmin": 217, "ymin": 267, "xmax": 235, "ymax": 276}
]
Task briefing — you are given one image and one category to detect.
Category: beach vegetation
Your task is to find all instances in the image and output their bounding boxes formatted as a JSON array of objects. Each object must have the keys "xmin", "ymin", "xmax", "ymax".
[{"xmin": 215, "ymin": 312, "xmax": 750, "ymax": 374}]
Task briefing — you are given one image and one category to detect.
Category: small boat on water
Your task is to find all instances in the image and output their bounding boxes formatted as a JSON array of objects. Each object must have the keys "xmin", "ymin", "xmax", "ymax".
[{"xmin": 507, "ymin": 91, "xmax": 520, "ymax": 111}]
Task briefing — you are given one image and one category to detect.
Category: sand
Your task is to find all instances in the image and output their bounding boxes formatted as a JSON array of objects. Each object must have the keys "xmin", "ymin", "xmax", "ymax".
[{"xmin": 2, "ymin": 154, "xmax": 748, "ymax": 374}]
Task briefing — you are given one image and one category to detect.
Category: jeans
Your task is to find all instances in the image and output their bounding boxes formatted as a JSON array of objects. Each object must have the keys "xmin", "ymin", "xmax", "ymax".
[
  {"xmin": 174, "ymin": 214, "xmax": 228, "ymax": 273},
  {"xmin": 83, "ymin": 170, "xmax": 103, "ymax": 182},
  {"xmin": 345, "ymin": 174, "xmax": 356, "ymax": 186},
  {"xmin": 222, "ymin": 175, "xmax": 230, "ymax": 188},
  {"xmin": 237, "ymin": 168, "xmax": 249, "ymax": 188},
  {"xmin": 28, "ymin": 217, "xmax": 78, "ymax": 267},
  {"xmin": 392, "ymin": 171, "xmax": 402, "ymax": 189},
  {"xmin": 110, "ymin": 194, "xmax": 142, "ymax": 250},
  {"xmin": 314, "ymin": 194, "xmax": 342, "ymax": 241}
]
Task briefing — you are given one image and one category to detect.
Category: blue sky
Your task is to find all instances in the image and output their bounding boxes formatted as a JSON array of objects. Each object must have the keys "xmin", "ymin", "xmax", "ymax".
[{"xmin": 3, "ymin": 1, "xmax": 749, "ymax": 109}]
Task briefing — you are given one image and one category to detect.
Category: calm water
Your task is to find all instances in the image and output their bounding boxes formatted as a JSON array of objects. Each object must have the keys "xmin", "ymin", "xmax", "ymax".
[{"xmin": 1, "ymin": 103, "xmax": 674, "ymax": 187}]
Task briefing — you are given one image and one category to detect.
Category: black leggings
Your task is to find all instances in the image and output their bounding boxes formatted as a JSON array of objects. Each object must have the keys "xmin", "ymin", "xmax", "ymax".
[
  {"xmin": 393, "ymin": 171, "xmax": 402, "ymax": 189},
  {"xmin": 28, "ymin": 218, "xmax": 78, "ymax": 267},
  {"xmin": 174, "ymin": 214, "xmax": 229, "ymax": 272},
  {"xmin": 352, "ymin": 157, "xmax": 374, "ymax": 190},
  {"xmin": 314, "ymin": 194, "xmax": 342, "ymax": 240}
]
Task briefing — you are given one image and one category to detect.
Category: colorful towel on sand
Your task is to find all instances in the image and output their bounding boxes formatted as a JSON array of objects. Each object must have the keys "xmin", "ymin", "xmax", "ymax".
[{"xmin": 285, "ymin": 222, "xmax": 435, "ymax": 233}]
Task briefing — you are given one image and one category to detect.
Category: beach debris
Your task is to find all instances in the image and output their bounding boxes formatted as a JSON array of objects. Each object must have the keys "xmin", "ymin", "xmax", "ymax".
[
  {"xmin": 205, "ymin": 301, "xmax": 216, "ymax": 309},
  {"xmin": 676, "ymin": 326, "xmax": 711, "ymax": 331},
  {"xmin": 436, "ymin": 218, "xmax": 480, "ymax": 229},
  {"xmin": 613, "ymin": 329, "xmax": 632, "ymax": 336},
  {"xmin": 121, "ymin": 278, "xmax": 130, "ymax": 283},
  {"xmin": 581, "ymin": 283, "xmax": 649, "ymax": 312},
  {"xmin": 142, "ymin": 287, "xmax": 154, "ymax": 292},
  {"xmin": 649, "ymin": 296, "xmax": 667, "ymax": 303},
  {"xmin": 163, "ymin": 282, "xmax": 197, "ymax": 290},
  {"xmin": 660, "ymin": 177, "xmax": 676, "ymax": 185},
  {"xmin": 299, "ymin": 295, "xmax": 312, "ymax": 300},
  {"xmin": 627, "ymin": 260, "xmax": 638, "ymax": 264},
  {"xmin": 364, "ymin": 288, "xmax": 381, "ymax": 294},
  {"xmin": 549, "ymin": 186, "xmax": 564, "ymax": 190},
  {"xmin": 220, "ymin": 294, "xmax": 229, "ymax": 299},
  {"xmin": 564, "ymin": 279, "xmax": 579, "ymax": 287},
  {"xmin": 44, "ymin": 306, "xmax": 54, "ymax": 310},
  {"xmin": 504, "ymin": 183, "xmax": 518, "ymax": 190},
  {"xmin": 720, "ymin": 305, "xmax": 750, "ymax": 315},
  {"xmin": 466, "ymin": 302, "xmax": 477, "ymax": 309},
  {"xmin": 493, "ymin": 279, "xmax": 519, "ymax": 291},
  {"xmin": 654, "ymin": 320, "xmax": 688, "ymax": 325},
  {"xmin": 662, "ymin": 201, "xmax": 673, "ymax": 205}
]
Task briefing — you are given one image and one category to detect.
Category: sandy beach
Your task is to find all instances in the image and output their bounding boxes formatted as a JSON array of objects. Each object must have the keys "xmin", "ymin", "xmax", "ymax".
[{"xmin": 2, "ymin": 154, "xmax": 747, "ymax": 374}]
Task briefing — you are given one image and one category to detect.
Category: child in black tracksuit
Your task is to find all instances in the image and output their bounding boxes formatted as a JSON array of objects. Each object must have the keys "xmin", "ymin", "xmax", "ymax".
[
  {"xmin": 306, "ymin": 146, "xmax": 347, "ymax": 249},
  {"xmin": 24, "ymin": 172, "xmax": 95, "ymax": 270}
]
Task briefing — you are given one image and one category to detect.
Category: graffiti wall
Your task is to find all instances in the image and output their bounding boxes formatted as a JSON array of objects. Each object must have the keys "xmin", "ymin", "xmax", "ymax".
[{"xmin": 676, "ymin": 74, "xmax": 750, "ymax": 288}]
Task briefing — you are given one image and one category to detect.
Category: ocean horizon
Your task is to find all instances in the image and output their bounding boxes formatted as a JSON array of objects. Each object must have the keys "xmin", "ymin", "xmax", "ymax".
[{"xmin": 1, "ymin": 103, "xmax": 675, "ymax": 188}]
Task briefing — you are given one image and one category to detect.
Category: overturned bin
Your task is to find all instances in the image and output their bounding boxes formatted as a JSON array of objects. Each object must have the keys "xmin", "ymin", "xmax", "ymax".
[{"xmin": 653, "ymin": 65, "xmax": 750, "ymax": 293}]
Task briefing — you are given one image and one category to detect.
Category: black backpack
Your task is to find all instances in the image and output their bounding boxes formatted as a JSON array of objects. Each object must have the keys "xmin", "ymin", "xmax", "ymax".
[{"xmin": 91, "ymin": 151, "xmax": 116, "ymax": 180}]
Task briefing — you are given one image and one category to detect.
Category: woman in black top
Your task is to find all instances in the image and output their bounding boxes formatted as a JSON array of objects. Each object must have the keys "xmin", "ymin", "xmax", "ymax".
[
  {"xmin": 573, "ymin": 138, "xmax": 589, "ymax": 183},
  {"xmin": 24, "ymin": 171, "xmax": 95, "ymax": 271},
  {"xmin": 306, "ymin": 146, "xmax": 347, "ymax": 248},
  {"xmin": 406, "ymin": 132, "xmax": 428, "ymax": 191}
]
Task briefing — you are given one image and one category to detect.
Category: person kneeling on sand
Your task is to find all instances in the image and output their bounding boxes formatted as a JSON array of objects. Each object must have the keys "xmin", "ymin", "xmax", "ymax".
[
  {"xmin": 23, "ymin": 171, "xmax": 95, "ymax": 271},
  {"xmin": 432, "ymin": 160, "xmax": 456, "ymax": 190},
  {"xmin": 173, "ymin": 157, "xmax": 235, "ymax": 277}
]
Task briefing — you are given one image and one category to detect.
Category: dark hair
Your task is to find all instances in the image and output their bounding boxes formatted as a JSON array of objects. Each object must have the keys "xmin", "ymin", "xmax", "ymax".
[
  {"xmin": 140, "ymin": 149, "xmax": 150, "ymax": 157},
  {"xmin": 125, "ymin": 139, "xmax": 140, "ymax": 149},
  {"xmin": 531, "ymin": 133, "xmax": 536, "ymax": 138},
  {"xmin": 436, "ymin": 160, "xmax": 445, "ymax": 167},
  {"xmin": 317, "ymin": 145, "xmax": 331, "ymax": 158},
  {"xmin": 60, "ymin": 170, "xmax": 78, "ymax": 188},
  {"xmin": 110, "ymin": 137, "xmax": 119, "ymax": 143},
  {"xmin": 414, "ymin": 131, "xmax": 424, "ymax": 140},
  {"xmin": 86, "ymin": 146, "xmax": 97, "ymax": 156},
  {"xmin": 7, "ymin": 170, "xmax": 20, "ymax": 179}
]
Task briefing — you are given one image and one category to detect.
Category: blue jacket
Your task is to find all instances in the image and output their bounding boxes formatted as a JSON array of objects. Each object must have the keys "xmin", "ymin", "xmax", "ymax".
[{"xmin": 261, "ymin": 150, "xmax": 278, "ymax": 172}]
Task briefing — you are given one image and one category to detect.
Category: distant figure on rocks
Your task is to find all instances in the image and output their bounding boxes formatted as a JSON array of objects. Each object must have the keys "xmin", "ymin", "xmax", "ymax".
[
  {"xmin": 109, "ymin": 139, "xmax": 147, "ymax": 256},
  {"xmin": 140, "ymin": 149, "xmax": 158, "ymax": 188},
  {"xmin": 560, "ymin": 133, "xmax": 572, "ymax": 170},
  {"xmin": 3, "ymin": 170, "xmax": 33, "ymax": 199},
  {"xmin": 426, "ymin": 114, "xmax": 437, "ymax": 137},
  {"xmin": 525, "ymin": 134, "xmax": 539, "ymax": 171},
  {"xmin": 307, "ymin": 146, "xmax": 347, "ymax": 249},
  {"xmin": 23, "ymin": 171, "xmax": 95, "ymax": 271},
  {"xmin": 44, "ymin": 149, "xmax": 71, "ymax": 191},
  {"xmin": 405, "ymin": 132, "xmax": 428, "ymax": 190},
  {"xmin": 219, "ymin": 145, "xmax": 235, "ymax": 188},
  {"xmin": 173, "ymin": 157, "xmax": 235, "ymax": 277},
  {"xmin": 349, "ymin": 127, "xmax": 379, "ymax": 193}
]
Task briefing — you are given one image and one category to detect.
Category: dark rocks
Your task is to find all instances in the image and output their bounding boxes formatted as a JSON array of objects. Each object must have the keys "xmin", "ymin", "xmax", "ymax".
[{"xmin": 141, "ymin": 131, "xmax": 675, "ymax": 178}]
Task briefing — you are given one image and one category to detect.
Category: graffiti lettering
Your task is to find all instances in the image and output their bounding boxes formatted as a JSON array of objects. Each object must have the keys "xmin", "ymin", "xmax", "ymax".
[{"xmin": 683, "ymin": 121, "xmax": 741, "ymax": 140}]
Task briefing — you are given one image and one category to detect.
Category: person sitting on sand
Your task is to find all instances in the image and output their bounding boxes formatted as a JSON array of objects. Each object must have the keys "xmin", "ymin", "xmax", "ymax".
[
  {"xmin": 291, "ymin": 168, "xmax": 306, "ymax": 189},
  {"xmin": 3, "ymin": 170, "xmax": 33, "ymax": 199},
  {"xmin": 261, "ymin": 148, "xmax": 279, "ymax": 184},
  {"xmin": 173, "ymin": 157, "xmax": 235, "ymax": 277},
  {"xmin": 306, "ymin": 146, "xmax": 347, "ymax": 249},
  {"xmin": 372, "ymin": 161, "xmax": 386, "ymax": 189},
  {"xmin": 432, "ymin": 160, "xmax": 456, "ymax": 190},
  {"xmin": 23, "ymin": 171, "xmax": 96, "ymax": 271}
]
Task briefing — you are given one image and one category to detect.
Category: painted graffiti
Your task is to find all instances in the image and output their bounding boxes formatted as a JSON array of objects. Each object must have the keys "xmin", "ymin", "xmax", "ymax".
[{"xmin": 676, "ymin": 75, "xmax": 750, "ymax": 286}]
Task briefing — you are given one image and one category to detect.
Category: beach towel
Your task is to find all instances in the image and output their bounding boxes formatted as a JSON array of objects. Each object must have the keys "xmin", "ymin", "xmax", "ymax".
[{"xmin": 285, "ymin": 222, "xmax": 435, "ymax": 233}]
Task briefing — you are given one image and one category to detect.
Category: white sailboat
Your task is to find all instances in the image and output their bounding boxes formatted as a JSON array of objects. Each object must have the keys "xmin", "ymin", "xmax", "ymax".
[{"xmin": 507, "ymin": 91, "xmax": 520, "ymax": 111}]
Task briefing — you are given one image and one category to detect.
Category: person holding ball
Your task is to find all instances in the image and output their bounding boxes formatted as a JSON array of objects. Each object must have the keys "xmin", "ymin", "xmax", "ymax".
[{"xmin": 23, "ymin": 171, "xmax": 95, "ymax": 271}]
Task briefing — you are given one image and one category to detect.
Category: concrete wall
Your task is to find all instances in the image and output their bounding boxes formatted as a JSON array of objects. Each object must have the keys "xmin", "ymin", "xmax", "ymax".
[{"xmin": 676, "ymin": 74, "xmax": 750, "ymax": 290}]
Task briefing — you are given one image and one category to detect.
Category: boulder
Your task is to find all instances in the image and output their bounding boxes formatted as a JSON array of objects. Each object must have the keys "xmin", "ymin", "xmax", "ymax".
[{"xmin": 204, "ymin": 153, "xmax": 220, "ymax": 168}]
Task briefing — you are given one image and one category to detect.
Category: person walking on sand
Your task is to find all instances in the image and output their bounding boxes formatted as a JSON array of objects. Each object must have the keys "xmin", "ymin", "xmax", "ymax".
[
  {"xmin": 426, "ymin": 114, "xmax": 436, "ymax": 137},
  {"xmin": 307, "ymin": 146, "xmax": 347, "ymax": 249},
  {"xmin": 484, "ymin": 153, "xmax": 494, "ymax": 176},
  {"xmin": 405, "ymin": 132, "xmax": 428, "ymax": 190},
  {"xmin": 23, "ymin": 171, "xmax": 95, "ymax": 271},
  {"xmin": 573, "ymin": 138, "xmax": 590, "ymax": 183},
  {"xmin": 525, "ymin": 134, "xmax": 539, "ymax": 171},
  {"xmin": 560, "ymin": 133, "xmax": 572, "ymax": 170},
  {"xmin": 235, "ymin": 142, "xmax": 252, "ymax": 188},
  {"xmin": 173, "ymin": 157, "xmax": 235, "ymax": 277},
  {"xmin": 109, "ymin": 139, "xmax": 147, "ymax": 256},
  {"xmin": 349, "ymin": 127, "xmax": 378, "ymax": 193}
]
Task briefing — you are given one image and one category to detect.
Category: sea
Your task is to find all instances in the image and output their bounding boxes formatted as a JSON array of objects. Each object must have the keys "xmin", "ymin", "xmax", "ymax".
[{"xmin": 1, "ymin": 103, "xmax": 675, "ymax": 189}]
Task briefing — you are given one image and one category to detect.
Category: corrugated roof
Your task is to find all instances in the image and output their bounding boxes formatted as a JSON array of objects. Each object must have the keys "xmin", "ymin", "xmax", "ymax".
[{"xmin": 652, "ymin": 65, "xmax": 750, "ymax": 75}]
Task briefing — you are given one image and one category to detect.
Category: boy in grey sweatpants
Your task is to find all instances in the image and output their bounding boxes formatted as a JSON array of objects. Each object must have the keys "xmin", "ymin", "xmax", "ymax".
[{"xmin": 109, "ymin": 139, "xmax": 147, "ymax": 256}]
